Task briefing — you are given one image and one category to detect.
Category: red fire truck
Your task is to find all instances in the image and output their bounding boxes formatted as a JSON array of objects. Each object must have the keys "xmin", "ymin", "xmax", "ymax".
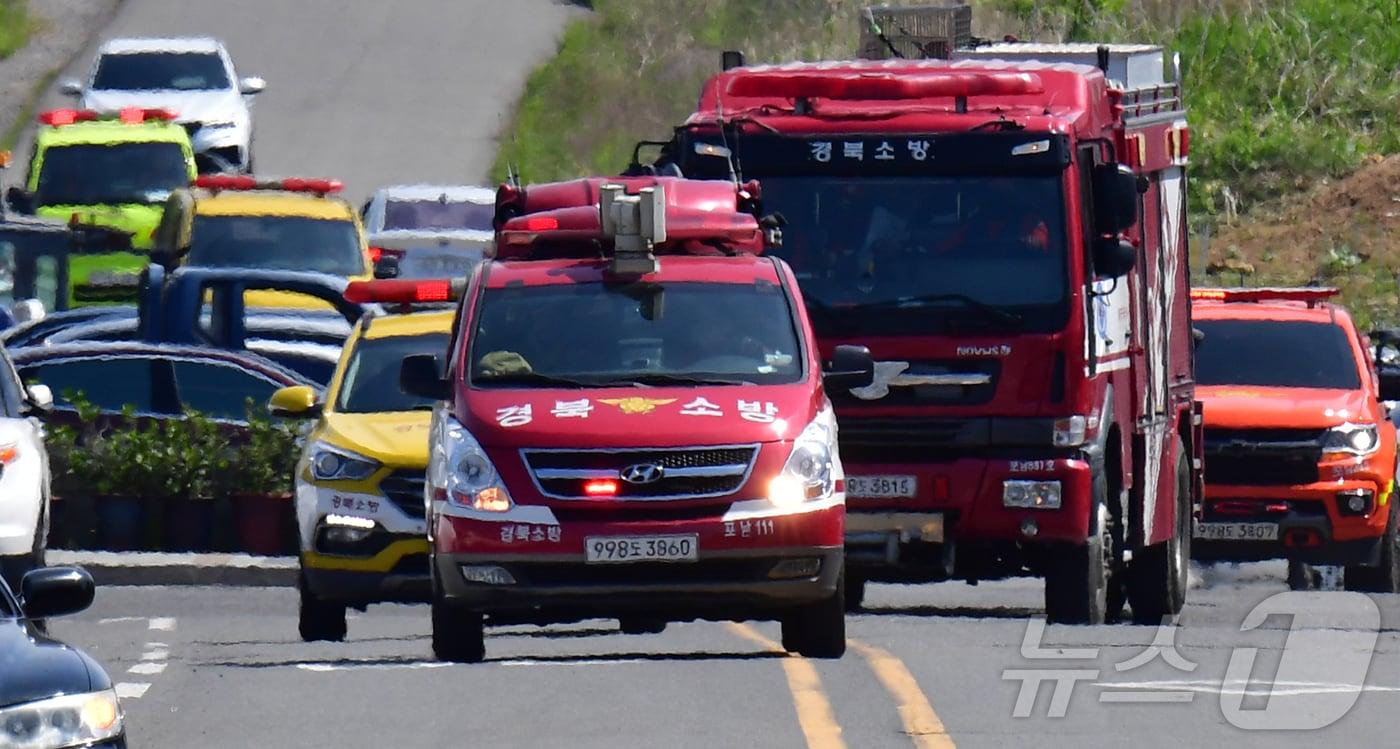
[
  {"xmin": 397, "ymin": 176, "xmax": 875, "ymax": 662},
  {"xmin": 631, "ymin": 43, "xmax": 1202, "ymax": 624}
]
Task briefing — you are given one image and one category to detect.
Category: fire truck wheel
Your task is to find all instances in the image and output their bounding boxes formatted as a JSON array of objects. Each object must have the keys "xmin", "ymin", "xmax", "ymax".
[
  {"xmin": 845, "ymin": 574, "xmax": 866, "ymax": 612},
  {"xmin": 431, "ymin": 597, "xmax": 486, "ymax": 663},
  {"xmin": 1044, "ymin": 530, "xmax": 1108, "ymax": 625},
  {"xmin": 1287, "ymin": 561, "xmax": 1319, "ymax": 591},
  {"xmin": 1344, "ymin": 502, "xmax": 1400, "ymax": 593},
  {"xmin": 618, "ymin": 616, "xmax": 667, "ymax": 635},
  {"xmin": 1128, "ymin": 438, "xmax": 1191, "ymax": 623},
  {"xmin": 781, "ymin": 569, "xmax": 847, "ymax": 658},
  {"xmin": 298, "ymin": 575, "xmax": 347, "ymax": 643}
]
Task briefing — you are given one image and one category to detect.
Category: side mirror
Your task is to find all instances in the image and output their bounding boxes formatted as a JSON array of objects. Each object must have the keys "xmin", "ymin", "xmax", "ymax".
[
  {"xmin": 1091, "ymin": 163, "xmax": 1139, "ymax": 236},
  {"xmin": 400, "ymin": 354, "xmax": 449, "ymax": 400},
  {"xmin": 21, "ymin": 567, "xmax": 94, "ymax": 619},
  {"xmin": 58, "ymin": 79, "xmax": 83, "ymax": 97},
  {"xmin": 1092, "ymin": 237, "xmax": 1137, "ymax": 278},
  {"xmin": 267, "ymin": 385, "xmax": 322, "ymax": 418},
  {"xmin": 12, "ymin": 299, "xmax": 45, "ymax": 324},
  {"xmin": 24, "ymin": 384, "xmax": 53, "ymax": 414},
  {"xmin": 238, "ymin": 76, "xmax": 266, "ymax": 95},
  {"xmin": 373, "ymin": 253, "xmax": 401, "ymax": 280},
  {"xmin": 5, "ymin": 187, "xmax": 33, "ymax": 214},
  {"xmin": 823, "ymin": 344, "xmax": 875, "ymax": 392},
  {"xmin": 1191, "ymin": 327, "xmax": 1205, "ymax": 348}
]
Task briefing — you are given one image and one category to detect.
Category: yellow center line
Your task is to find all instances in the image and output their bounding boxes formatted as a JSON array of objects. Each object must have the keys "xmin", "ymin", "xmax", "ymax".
[
  {"xmin": 850, "ymin": 639, "xmax": 956, "ymax": 749},
  {"xmin": 727, "ymin": 623, "xmax": 848, "ymax": 749}
]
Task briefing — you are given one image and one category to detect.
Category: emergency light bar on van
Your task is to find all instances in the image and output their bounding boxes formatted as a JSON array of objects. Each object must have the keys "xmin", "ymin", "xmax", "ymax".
[
  {"xmin": 39, "ymin": 107, "xmax": 178, "ymax": 126},
  {"xmin": 343, "ymin": 278, "xmax": 465, "ymax": 305},
  {"xmin": 724, "ymin": 71, "xmax": 1044, "ymax": 101},
  {"xmin": 194, "ymin": 175, "xmax": 344, "ymax": 195},
  {"xmin": 1190, "ymin": 287, "xmax": 1339, "ymax": 305}
]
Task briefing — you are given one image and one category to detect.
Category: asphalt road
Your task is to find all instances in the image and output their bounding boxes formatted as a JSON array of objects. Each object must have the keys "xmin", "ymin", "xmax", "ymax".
[
  {"xmin": 6, "ymin": 0, "xmax": 582, "ymax": 203},
  {"xmin": 48, "ymin": 566, "xmax": 1400, "ymax": 748}
]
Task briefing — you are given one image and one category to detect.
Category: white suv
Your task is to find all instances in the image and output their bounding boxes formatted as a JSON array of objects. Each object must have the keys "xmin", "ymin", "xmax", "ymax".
[
  {"xmin": 0, "ymin": 343, "xmax": 51, "ymax": 592},
  {"xmin": 62, "ymin": 36, "xmax": 265, "ymax": 174}
]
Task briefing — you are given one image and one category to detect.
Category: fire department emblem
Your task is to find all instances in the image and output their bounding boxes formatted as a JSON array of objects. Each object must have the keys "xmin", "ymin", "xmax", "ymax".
[
  {"xmin": 849, "ymin": 361, "xmax": 910, "ymax": 401},
  {"xmin": 597, "ymin": 397, "xmax": 678, "ymax": 415}
]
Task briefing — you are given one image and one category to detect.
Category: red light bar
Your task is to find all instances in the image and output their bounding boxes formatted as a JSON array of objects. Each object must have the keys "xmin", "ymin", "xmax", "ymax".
[
  {"xmin": 725, "ymin": 71, "xmax": 1044, "ymax": 101},
  {"xmin": 1190, "ymin": 287, "xmax": 1339, "ymax": 303},
  {"xmin": 39, "ymin": 108, "xmax": 177, "ymax": 126},
  {"xmin": 343, "ymin": 279, "xmax": 462, "ymax": 304},
  {"xmin": 583, "ymin": 479, "xmax": 619, "ymax": 497},
  {"xmin": 195, "ymin": 174, "xmax": 258, "ymax": 191},
  {"xmin": 280, "ymin": 178, "xmax": 343, "ymax": 194},
  {"xmin": 524, "ymin": 217, "xmax": 558, "ymax": 231},
  {"xmin": 193, "ymin": 175, "xmax": 343, "ymax": 194}
]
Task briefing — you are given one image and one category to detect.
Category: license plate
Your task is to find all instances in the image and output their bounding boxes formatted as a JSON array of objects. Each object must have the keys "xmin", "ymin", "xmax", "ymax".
[
  {"xmin": 399, "ymin": 252, "xmax": 482, "ymax": 278},
  {"xmin": 1193, "ymin": 522, "xmax": 1279, "ymax": 541},
  {"xmin": 847, "ymin": 475, "xmax": 917, "ymax": 498},
  {"xmin": 584, "ymin": 534, "xmax": 698, "ymax": 564}
]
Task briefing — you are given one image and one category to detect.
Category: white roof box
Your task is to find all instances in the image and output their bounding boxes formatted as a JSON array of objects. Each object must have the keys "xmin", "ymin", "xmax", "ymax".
[{"xmin": 954, "ymin": 42, "xmax": 1167, "ymax": 90}]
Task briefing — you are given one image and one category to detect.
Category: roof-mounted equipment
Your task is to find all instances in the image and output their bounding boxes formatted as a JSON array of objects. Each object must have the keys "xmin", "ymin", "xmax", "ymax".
[
  {"xmin": 1190, "ymin": 287, "xmax": 1338, "ymax": 308},
  {"xmin": 194, "ymin": 175, "xmax": 344, "ymax": 195},
  {"xmin": 598, "ymin": 182, "xmax": 664, "ymax": 277}
]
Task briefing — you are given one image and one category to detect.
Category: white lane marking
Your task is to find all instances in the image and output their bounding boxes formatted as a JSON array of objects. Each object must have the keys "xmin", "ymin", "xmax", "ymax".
[
  {"xmin": 97, "ymin": 617, "xmax": 145, "ymax": 625},
  {"xmin": 1098, "ymin": 679, "xmax": 1400, "ymax": 697},
  {"xmin": 297, "ymin": 662, "xmax": 453, "ymax": 672},
  {"xmin": 294, "ymin": 657, "xmax": 653, "ymax": 672},
  {"xmin": 127, "ymin": 662, "xmax": 167, "ymax": 676},
  {"xmin": 114, "ymin": 683, "xmax": 150, "ymax": 699},
  {"xmin": 148, "ymin": 617, "xmax": 176, "ymax": 632},
  {"xmin": 140, "ymin": 649, "xmax": 169, "ymax": 661}
]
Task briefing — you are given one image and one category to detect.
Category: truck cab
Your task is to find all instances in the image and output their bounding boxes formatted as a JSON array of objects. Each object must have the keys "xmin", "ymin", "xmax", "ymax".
[
  {"xmin": 401, "ymin": 176, "xmax": 873, "ymax": 662},
  {"xmin": 635, "ymin": 43, "xmax": 1201, "ymax": 624}
]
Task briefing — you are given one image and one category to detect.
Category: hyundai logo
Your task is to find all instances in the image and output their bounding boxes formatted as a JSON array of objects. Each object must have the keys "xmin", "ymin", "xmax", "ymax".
[{"xmin": 620, "ymin": 463, "xmax": 665, "ymax": 485}]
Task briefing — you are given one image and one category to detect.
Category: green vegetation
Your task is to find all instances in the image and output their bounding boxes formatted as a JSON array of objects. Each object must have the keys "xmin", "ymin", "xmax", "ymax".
[{"xmin": 0, "ymin": 0, "xmax": 34, "ymax": 60}]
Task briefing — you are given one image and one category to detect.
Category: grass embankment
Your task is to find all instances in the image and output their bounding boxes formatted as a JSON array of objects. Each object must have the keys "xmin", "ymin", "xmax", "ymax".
[
  {"xmin": 0, "ymin": 0, "xmax": 34, "ymax": 60},
  {"xmin": 497, "ymin": 0, "xmax": 1400, "ymax": 325}
]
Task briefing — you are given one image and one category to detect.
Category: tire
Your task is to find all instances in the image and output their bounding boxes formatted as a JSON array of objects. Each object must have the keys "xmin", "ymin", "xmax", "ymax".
[
  {"xmin": 844, "ymin": 574, "xmax": 867, "ymax": 613},
  {"xmin": 619, "ymin": 616, "xmax": 667, "ymax": 635},
  {"xmin": 1345, "ymin": 502, "xmax": 1400, "ymax": 593},
  {"xmin": 432, "ymin": 596, "xmax": 485, "ymax": 663},
  {"xmin": 1128, "ymin": 437, "xmax": 1191, "ymax": 624},
  {"xmin": 781, "ymin": 568, "xmax": 847, "ymax": 658},
  {"xmin": 1044, "ymin": 469, "xmax": 1115, "ymax": 625},
  {"xmin": 298, "ymin": 575, "xmax": 347, "ymax": 642},
  {"xmin": 1287, "ymin": 560, "xmax": 1319, "ymax": 591}
]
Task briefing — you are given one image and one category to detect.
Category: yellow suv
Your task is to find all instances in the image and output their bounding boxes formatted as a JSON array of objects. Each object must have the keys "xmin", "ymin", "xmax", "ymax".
[
  {"xmin": 268, "ymin": 297, "xmax": 452, "ymax": 641},
  {"xmin": 152, "ymin": 174, "xmax": 371, "ymax": 309}
]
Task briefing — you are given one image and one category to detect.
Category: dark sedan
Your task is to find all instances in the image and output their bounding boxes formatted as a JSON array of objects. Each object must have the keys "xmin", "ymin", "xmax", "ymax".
[{"xmin": 0, "ymin": 566, "xmax": 126, "ymax": 748}]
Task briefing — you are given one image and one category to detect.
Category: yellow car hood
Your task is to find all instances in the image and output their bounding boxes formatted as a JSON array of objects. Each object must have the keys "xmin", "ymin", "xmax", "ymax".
[{"xmin": 320, "ymin": 410, "xmax": 432, "ymax": 467}]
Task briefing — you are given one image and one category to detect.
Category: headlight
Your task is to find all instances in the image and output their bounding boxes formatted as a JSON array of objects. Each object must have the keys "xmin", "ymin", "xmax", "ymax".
[
  {"xmin": 427, "ymin": 413, "xmax": 513, "ymax": 512},
  {"xmin": 1053, "ymin": 416, "xmax": 1087, "ymax": 447},
  {"xmin": 309, "ymin": 443, "xmax": 380, "ymax": 482},
  {"xmin": 1003, "ymin": 480, "xmax": 1063, "ymax": 509},
  {"xmin": 1323, "ymin": 423, "xmax": 1380, "ymax": 456},
  {"xmin": 0, "ymin": 689, "xmax": 123, "ymax": 749},
  {"xmin": 768, "ymin": 405, "xmax": 837, "ymax": 509}
]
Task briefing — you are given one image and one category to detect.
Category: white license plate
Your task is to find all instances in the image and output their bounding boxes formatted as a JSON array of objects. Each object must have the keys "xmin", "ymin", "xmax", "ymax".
[
  {"xmin": 1193, "ymin": 522, "xmax": 1279, "ymax": 541},
  {"xmin": 847, "ymin": 475, "xmax": 917, "ymax": 498},
  {"xmin": 584, "ymin": 534, "xmax": 698, "ymax": 564},
  {"xmin": 399, "ymin": 252, "xmax": 481, "ymax": 278}
]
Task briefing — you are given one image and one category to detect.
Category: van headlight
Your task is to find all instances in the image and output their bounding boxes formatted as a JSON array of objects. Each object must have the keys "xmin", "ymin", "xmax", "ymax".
[
  {"xmin": 768, "ymin": 405, "xmax": 837, "ymax": 509},
  {"xmin": 1323, "ymin": 423, "xmax": 1380, "ymax": 456},
  {"xmin": 0, "ymin": 689, "xmax": 123, "ymax": 748},
  {"xmin": 428, "ymin": 413, "xmax": 513, "ymax": 512}
]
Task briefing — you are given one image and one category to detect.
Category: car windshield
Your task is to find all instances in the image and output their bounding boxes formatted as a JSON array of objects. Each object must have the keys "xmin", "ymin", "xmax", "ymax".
[
  {"xmin": 338, "ymin": 332, "xmax": 450, "ymax": 412},
  {"xmin": 92, "ymin": 52, "xmax": 230, "ymax": 91},
  {"xmin": 187, "ymin": 215, "xmax": 365, "ymax": 275},
  {"xmin": 382, "ymin": 199, "xmax": 493, "ymax": 232},
  {"xmin": 756, "ymin": 175, "xmax": 1068, "ymax": 335},
  {"xmin": 36, "ymin": 142, "xmax": 189, "ymax": 206},
  {"xmin": 469, "ymin": 281, "xmax": 803, "ymax": 387},
  {"xmin": 1195, "ymin": 318, "xmax": 1362, "ymax": 389}
]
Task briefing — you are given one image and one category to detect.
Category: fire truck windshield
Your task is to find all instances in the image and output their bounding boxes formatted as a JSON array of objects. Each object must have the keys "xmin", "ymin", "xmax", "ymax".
[
  {"xmin": 758, "ymin": 175, "xmax": 1068, "ymax": 335},
  {"xmin": 469, "ymin": 281, "xmax": 803, "ymax": 388}
]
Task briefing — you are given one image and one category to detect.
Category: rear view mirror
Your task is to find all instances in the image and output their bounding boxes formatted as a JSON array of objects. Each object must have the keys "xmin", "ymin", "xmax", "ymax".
[
  {"xmin": 1092, "ymin": 237, "xmax": 1137, "ymax": 278},
  {"xmin": 401, "ymin": 354, "xmax": 449, "ymax": 400},
  {"xmin": 58, "ymin": 79, "xmax": 83, "ymax": 97},
  {"xmin": 21, "ymin": 567, "xmax": 94, "ymax": 619},
  {"xmin": 24, "ymin": 384, "xmax": 52, "ymax": 414},
  {"xmin": 268, "ymin": 385, "xmax": 321, "ymax": 419},
  {"xmin": 1091, "ymin": 163, "xmax": 1139, "ymax": 236},
  {"xmin": 823, "ymin": 344, "xmax": 875, "ymax": 392}
]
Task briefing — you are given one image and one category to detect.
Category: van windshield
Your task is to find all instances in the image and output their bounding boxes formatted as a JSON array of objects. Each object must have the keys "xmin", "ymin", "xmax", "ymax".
[
  {"xmin": 469, "ymin": 281, "xmax": 803, "ymax": 387},
  {"xmin": 1195, "ymin": 319, "xmax": 1361, "ymax": 389}
]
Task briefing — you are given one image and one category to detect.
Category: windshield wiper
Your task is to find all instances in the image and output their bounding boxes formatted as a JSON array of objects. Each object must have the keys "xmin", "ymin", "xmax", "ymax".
[
  {"xmin": 601, "ymin": 373, "xmax": 757, "ymax": 387},
  {"xmin": 846, "ymin": 293, "xmax": 1024, "ymax": 325},
  {"xmin": 473, "ymin": 372, "xmax": 596, "ymax": 389}
]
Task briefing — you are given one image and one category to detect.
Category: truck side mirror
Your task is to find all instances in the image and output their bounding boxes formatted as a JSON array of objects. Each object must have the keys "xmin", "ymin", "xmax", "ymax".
[
  {"xmin": 401, "ymin": 354, "xmax": 449, "ymax": 400},
  {"xmin": 823, "ymin": 344, "xmax": 875, "ymax": 392},
  {"xmin": 5, "ymin": 187, "xmax": 33, "ymax": 214},
  {"xmin": 59, "ymin": 79, "xmax": 83, "ymax": 97},
  {"xmin": 1091, "ymin": 163, "xmax": 1139, "ymax": 236},
  {"xmin": 1092, "ymin": 237, "xmax": 1137, "ymax": 278}
]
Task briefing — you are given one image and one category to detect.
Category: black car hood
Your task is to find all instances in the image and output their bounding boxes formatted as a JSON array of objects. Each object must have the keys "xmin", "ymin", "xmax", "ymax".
[{"xmin": 0, "ymin": 617, "xmax": 107, "ymax": 709}]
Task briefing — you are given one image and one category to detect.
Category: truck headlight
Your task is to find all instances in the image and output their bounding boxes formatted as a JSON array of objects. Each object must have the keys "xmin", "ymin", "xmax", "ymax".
[
  {"xmin": 768, "ymin": 405, "xmax": 837, "ymax": 509},
  {"xmin": 428, "ymin": 413, "xmax": 513, "ymax": 512},
  {"xmin": 0, "ymin": 689, "xmax": 123, "ymax": 749},
  {"xmin": 1323, "ymin": 423, "xmax": 1379, "ymax": 456},
  {"xmin": 1003, "ymin": 480, "xmax": 1062, "ymax": 509},
  {"xmin": 1052, "ymin": 416, "xmax": 1087, "ymax": 447},
  {"xmin": 309, "ymin": 443, "xmax": 380, "ymax": 481}
]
